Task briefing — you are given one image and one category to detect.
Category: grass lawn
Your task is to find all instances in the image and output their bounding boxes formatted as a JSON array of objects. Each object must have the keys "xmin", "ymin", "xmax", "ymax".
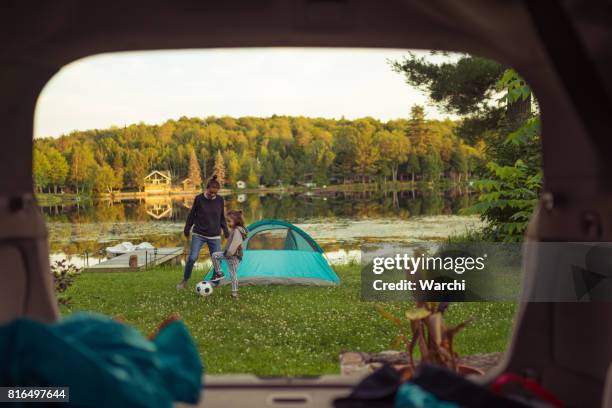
[{"xmin": 60, "ymin": 264, "xmax": 517, "ymax": 376}]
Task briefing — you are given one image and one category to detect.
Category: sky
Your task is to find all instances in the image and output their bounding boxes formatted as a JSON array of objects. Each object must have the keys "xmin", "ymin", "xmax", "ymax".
[{"xmin": 34, "ymin": 48, "xmax": 455, "ymax": 139}]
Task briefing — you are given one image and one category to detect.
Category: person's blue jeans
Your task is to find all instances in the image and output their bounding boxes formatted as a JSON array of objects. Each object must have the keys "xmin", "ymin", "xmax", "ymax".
[{"xmin": 183, "ymin": 234, "xmax": 221, "ymax": 282}]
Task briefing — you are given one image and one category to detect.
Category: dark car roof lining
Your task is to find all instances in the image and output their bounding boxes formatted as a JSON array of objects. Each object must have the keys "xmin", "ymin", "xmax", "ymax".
[
  {"xmin": 526, "ymin": 0, "xmax": 612, "ymax": 183},
  {"xmin": 2, "ymin": 1, "xmax": 612, "ymax": 407}
]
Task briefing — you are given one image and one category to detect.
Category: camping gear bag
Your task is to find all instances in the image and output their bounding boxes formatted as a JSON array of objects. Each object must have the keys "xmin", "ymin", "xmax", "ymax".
[{"xmin": 0, "ymin": 312, "xmax": 203, "ymax": 408}]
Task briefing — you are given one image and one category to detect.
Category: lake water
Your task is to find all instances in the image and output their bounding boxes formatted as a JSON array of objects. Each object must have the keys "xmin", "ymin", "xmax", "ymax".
[{"xmin": 42, "ymin": 188, "xmax": 483, "ymax": 269}]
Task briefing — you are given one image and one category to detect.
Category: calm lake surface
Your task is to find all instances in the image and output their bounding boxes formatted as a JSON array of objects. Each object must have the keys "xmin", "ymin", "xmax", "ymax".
[{"xmin": 42, "ymin": 188, "xmax": 483, "ymax": 268}]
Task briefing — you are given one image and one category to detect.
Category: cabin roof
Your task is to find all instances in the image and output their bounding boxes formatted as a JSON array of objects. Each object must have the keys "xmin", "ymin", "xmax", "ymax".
[{"xmin": 144, "ymin": 170, "xmax": 171, "ymax": 180}]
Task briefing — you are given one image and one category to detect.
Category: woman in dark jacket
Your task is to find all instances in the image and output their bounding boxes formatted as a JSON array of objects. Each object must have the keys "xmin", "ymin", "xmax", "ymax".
[{"xmin": 176, "ymin": 175, "xmax": 229, "ymax": 290}]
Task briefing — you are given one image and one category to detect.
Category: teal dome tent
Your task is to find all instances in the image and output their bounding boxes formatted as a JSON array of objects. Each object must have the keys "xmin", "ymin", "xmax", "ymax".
[{"xmin": 204, "ymin": 219, "xmax": 340, "ymax": 286}]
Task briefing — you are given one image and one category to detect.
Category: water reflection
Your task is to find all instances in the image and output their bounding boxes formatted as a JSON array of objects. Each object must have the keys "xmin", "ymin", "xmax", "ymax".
[{"xmin": 42, "ymin": 188, "xmax": 480, "ymax": 263}]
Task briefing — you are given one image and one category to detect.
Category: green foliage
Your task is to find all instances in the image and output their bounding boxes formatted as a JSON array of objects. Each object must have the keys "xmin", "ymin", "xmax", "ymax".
[
  {"xmin": 390, "ymin": 53, "xmax": 504, "ymax": 116},
  {"xmin": 33, "ymin": 147, "xmax": 51, "ymax": 192},
  {"xmin": 51, "ymin": 259, "xmax": 81, "ymax": 305},
  {"xmin": 45, "ymin": 148, "xmax": 69, "ymax": 193},
  {"xmin": 34, "ymin": 114, "xmax": 483, "ymax": 194},
  {"xmin": 464, "ymin": 69, "xmax": 542, "ymax": 242},
  {"xmin": 392, "ymin": 52, "xmax": 542, "ymax": 241},
  {"xmin": 61, "ymin": 264, "xmax": 516, "ymax": 375},
  {"xmin": 69, "ymin": 145, "xmax": 96, "ymax": 194},
  {"xmin": 52, "ymin": 259, "xmax": 81, "ymax": 293},
  {"xmin": 390, "ymin": 52, "xmax": 509, "ymax": 152},
  {"xmin": 450, "ymin": 144, "xmax": 468, "ymax": 176},
  {"xmin": 497, "ymin": 69, "xmax": 532, "ymax": 106},
  {"xmin": 405, "ymin": 153, "xmax": 421, "ymax": 181},
  {"xmin": 377, "ymin": 130, "xmax": 411, "ymax": 182},
  {"xmin": 421, "ymin": 149, "xmax": 444, "ymax": 181},
  {"xmin": 125, "ymin": 151, "xmax": 147, "ymax": 191},
  {"xmin": 94, "ymin": 163, "xmax": 119, "ymax": 193},
  {"xmin": 505, "ymin": 117, "xmax": 540, "ymax": 146},
  {"xmin": 465, "ymin": 159, "xmax": 541, "ymax": 241},
  {"xmin": 224, "ymin": 151, "xmax": 240, "ymax": 186}
]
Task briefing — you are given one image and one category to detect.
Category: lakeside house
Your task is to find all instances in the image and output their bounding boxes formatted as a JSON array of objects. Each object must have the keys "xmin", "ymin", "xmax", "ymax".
[
  {"xmin": 181, "ymin": 178, "xmax": 197, "ymax": 191},
  {"xmin": 143, "ymin": 170, "xmax": 172, "ymax": 194}
]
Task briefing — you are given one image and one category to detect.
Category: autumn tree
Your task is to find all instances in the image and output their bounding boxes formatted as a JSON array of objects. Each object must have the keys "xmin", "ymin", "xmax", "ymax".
[
  {"xmin": 125, "ymin": 151, "xmax": 147, "ymax": 191},
  {"xmin": 188, "ymin": 147, "xmax": 202, "ymax": 189},
  {"xmin": 377, "ymin": 130, "xmax": 411, "ymax": 183},
  {"xmin": 212, "ymin": 150, "xmax": 226, "ymax": 187},
  {"xmin": 352, "ymin": 121, "xmax": 380, "ymax": 184},
  {"xmin": 33, "ymin": 114, "xmax": 482, "ymax": 193},
  {"xmin": 33, "ymin": 147, "xmax": 50, "ymax": 192},
  {"xmin": 224, "ymin": 151, "xmax": 240, "ymax": 186},
  {"xmin": 46, "ymin": 148, "xmax": 68, "ymax": 193},
  {"xmin": 94, "ymin": 163, "xmax": 117, "ymax": 194},
  {"xmin": 69, "ymin": 145, "xmax": 96, "ymax": 194}
]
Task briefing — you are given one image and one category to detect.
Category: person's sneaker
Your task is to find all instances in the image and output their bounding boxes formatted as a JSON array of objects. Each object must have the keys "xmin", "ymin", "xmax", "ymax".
[
  {"xmin": 210, "ymin": 272, "xmax": 225, "ymax": 282},
  {"xmin": 231, "ymin": 292, "xmax": 239, "ymax": 300},
  {"xmin": 176, "ymin": 281, "xmax": 188, "ymax": 290}
]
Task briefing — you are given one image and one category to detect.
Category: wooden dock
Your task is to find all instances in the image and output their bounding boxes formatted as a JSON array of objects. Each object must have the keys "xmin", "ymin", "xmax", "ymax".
[{"xmin": 84, "ymin": 247, "xmax": 184, "ymax": 272}]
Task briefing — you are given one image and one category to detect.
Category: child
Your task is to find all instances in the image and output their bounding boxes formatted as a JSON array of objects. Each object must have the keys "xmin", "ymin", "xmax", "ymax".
[{"xmin": 210, "ymin": 209, "xmax": 248, "ymax": 299}]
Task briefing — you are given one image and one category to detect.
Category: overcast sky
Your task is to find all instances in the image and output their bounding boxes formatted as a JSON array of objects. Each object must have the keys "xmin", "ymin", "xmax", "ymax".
[{"xmin": 34, "ymin": 48, "xmax": 456, "ymax": 138}]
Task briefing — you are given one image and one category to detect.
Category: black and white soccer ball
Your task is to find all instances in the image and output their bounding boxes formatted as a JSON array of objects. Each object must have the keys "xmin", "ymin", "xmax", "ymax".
[{"xmin": 195, "ymin": 281, "xmax": 213, "ymax": 297}]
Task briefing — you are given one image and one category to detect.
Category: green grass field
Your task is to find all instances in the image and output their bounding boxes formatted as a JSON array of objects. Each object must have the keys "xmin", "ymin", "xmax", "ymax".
[{"xmin": 60, "ymin": 264, "xmax": 517, "ymax": 376}]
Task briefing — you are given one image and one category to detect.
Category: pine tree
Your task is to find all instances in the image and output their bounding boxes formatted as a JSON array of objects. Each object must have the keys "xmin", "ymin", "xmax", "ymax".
[
  {"xmin": 188, "ymin": 147, "xmax": 202, "ymax": 189},
  {"xmin": 213, "ymin": 150, "xmax": 226, "ymax": 187}
]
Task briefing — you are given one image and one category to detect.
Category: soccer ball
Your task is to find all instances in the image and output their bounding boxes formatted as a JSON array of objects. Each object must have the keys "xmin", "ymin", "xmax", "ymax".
[{"xmin": 195, "ymin": 281, "xmax": 213, "ymax": 297}]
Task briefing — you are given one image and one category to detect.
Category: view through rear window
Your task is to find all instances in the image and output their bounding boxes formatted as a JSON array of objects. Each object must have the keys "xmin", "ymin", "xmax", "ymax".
[{"xmin": 34, "ymin": 48, "xmax": 539, "ymax": 375}]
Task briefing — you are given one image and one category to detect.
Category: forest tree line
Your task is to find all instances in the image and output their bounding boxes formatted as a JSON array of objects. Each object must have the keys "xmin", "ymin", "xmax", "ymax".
[
  {"xmin": 389, "ymin": 53, "xmax": 542, "ymax": 241},
  {"xmin": 33, "ymin": 106, "xmax": 486, "ymax": 195}
]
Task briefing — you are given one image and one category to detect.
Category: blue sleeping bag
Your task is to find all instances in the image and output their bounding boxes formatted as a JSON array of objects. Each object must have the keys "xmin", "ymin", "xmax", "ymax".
[{"xmin": 0, "ymin": 312, "xmax": 203, "ymax": 407}]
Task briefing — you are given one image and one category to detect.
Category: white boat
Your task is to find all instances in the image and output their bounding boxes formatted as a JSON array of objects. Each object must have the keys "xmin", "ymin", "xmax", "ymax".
[{"xmin": 105, "ymin": 242, "xmax": 155, "ymax": 258}]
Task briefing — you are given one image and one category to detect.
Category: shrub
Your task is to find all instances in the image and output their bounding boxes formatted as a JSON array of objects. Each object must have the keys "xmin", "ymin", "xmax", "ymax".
[{"xmin": 51, "ymin": 259, "xmax": 81, "ymax": 304}]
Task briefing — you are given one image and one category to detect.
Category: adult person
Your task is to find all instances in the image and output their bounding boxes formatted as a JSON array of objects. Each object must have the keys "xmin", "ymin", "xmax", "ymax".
[{"xmin": 176, "ymin": 175, "xmax": 229, "ymax": 289}]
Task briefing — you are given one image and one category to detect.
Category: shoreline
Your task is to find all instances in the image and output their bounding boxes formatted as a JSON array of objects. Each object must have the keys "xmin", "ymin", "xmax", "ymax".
[{"xmin": 37, "ymin": 180, "xmax": 474, "ymax": 204}]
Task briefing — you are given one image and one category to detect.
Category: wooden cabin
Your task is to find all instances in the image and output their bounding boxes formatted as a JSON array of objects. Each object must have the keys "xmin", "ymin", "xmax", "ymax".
[
  {"xmin": 181, "ymin": 178, "xmax": 198, "ymax": 191},
  {"xmin": 143, "ymin": 170, "xmax": 172, "ymax": 194}
]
